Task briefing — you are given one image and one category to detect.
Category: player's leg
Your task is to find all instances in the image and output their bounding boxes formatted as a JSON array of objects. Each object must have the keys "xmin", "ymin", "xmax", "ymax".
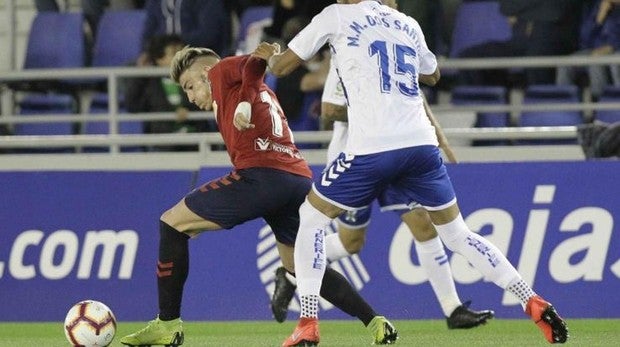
[
  {"xmin": 325, "ymin": 207, "xmax": 371, "ymax": 260},
  {"xmin": 400, "ymin": 207, "xmax": 494, "ymax": 329},
  {"xmin": 402, "ymin": 146, "xmax": 567, "ymax": 343},
  {"xmin": 271, "ymin": 208, "xmax": 371, "ymax": 321},
  {"xmin": 121, "ymin": 170, "xmax": 271, "ymax": 347},
  {"xmin": 120, "ymin": 199, "xmax": 214, "ymax": 347},
  {"xmin": 269, "ymin": 192, "xmax": 396, "ymax": 346},
  {"xmin": 285, "ymin": 152, "xmax": 389, "ymax": 346},
  {"xmin": 428, "ymin": 204, "xmax": 568, "ymax": 343}
]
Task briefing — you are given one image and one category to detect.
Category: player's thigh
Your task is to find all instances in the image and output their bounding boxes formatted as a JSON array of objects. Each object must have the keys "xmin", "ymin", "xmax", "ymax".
[
  {"xmin": 314, "ymin": 152, "xmax": 386, "ymax": 210},
  {"xmin": 257, "ymin": 169, "xmax": 313, "ymax": 244},
  {"xmin": 377, "ymin": 187, "xmax": 438, "ymax": 242},
  {"xmin": 393, "ymin": 145, "xmax": 457, "ymax": 209},
  {"xmin": 185, "ymin": 169, "xmax": 307, "ymax": 234},
  {"xmin": 161, "ymin": 198, "xmax": 222, "ymax": 236},
  {"xmin": 401, "ymin": 207, "xmax": 437, "ymax": 242}
]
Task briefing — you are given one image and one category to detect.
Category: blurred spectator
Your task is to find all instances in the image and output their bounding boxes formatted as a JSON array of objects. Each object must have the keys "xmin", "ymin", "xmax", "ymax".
[
  {"xmin": 578, "ymin": 120, "xmax": 620, "ymax": 158},
  {"xmin": 34, "ymin": 0, "xmax": 64, "ymax": 11},
  {"xmin": 458, "ymin": 0, "xmax": 582, "ymax": 86},
  {"xmin": 142, "ymin": 0, "xmax": 232, "ymax": 57},
  {"xmin": 226, "ymin": 0, "xmax": 271, "ymax": 19},
  {"xmin": 399, "ymin": 0, "xmax": 462, "ymax": 56},
  {"xmin": 273, "ymin": 16, "xmax": 329, "ymax": 131},
  {"xmin": 557, "ymin": 0, "xmax": 620, "ymax": 99},
  {"xmin": 125, "ymin": 34, "xmax": 207, "ymax": 151},
  {"xmin": 82, "ymin": 1, "xmax": 145, "ymax": 40},
  {"xmin": 262, "ymin": 0, "xmax": 335, "ymax": 45}
]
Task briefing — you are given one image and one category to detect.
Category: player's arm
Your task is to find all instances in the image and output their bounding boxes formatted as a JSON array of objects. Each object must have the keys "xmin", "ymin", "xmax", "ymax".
[
  {"xmin": 419, "ymin": 68, "xmax": 441, "ymax": 87},
  {"xmin": 254, "ymin": 42, "xmax": 305, "ymax": 78},
  {"xmin": 423, "ymin": 96, "xmax": 457, "ymax": 163},
  {"xmin": 234, "ymin": 56, "xmax": 268, "ymax": 131},
  {"xmin": 321, "ymin": 102, "xmax": 348, "ymax": 122}
]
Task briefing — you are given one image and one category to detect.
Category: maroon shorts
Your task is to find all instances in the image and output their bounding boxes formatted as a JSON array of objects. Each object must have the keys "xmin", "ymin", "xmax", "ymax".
[{"xmin": 185, "ymin": 167, "xmax": 312, "ymax": 245}]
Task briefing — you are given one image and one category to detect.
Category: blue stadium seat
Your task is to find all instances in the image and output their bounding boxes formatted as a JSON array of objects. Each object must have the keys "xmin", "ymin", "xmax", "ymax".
[
  {"xmin": 14, "ymin": 93, "xmax": 77, "ymax": 152},
  {"xmin": 92, "ymin": 10, "xmax": 146, "ymax": 67},
  {"xmin": 595, "ymin": 85, "xmax": 620, "ymax": 123},
  {"xmin": 83, "ymin": 93, "xmax": 143, "ymax": 152},
  {"xmin": 451, "ymin": 86, "xmax": 509, "ymax": 127},
  {"xmin": 520, "ymin": 85, "xmax": 583, "ymax": 144},
  {"xmin": 24, "ymin": 12, "xmax": 85, "ymax": 69},
  {"xmin": 451, "ymin": 86, "xmax": 510, "ymax": 145},
  {"xmin": 18, "ymin": 12, "xmax": 86, "ymax": 92},
  {"xmin": 236, "ymin": 6, "xmax": 273, "ymax": 54},
  {"xmin": 264, "ymin": 73, "xmax": 277, "ymax": 91},
  {"xmin": 449, "ymin": 1, "xmax": 512, "ymax": 59}
]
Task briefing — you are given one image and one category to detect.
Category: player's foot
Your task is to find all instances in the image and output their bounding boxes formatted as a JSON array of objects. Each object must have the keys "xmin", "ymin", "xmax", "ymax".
[
  {"xmin": 271, "ymin": 266, "xmax": 297, "ymax": 323},
  {"xmin": 120, "ymin": 316, "xmax": 184, "ymax": 347},
  {"xmin": 446, "ymin": 301, "xmax": 495, "ymax": 329},
  {"xmin": 282, "ymin": 317, "xmax": 320, "ymax": 347},
  {"xmin": 367, "ymin": 316, "xmax": 398, "ymax": 345},
  {"xmin": 525, "ymin": 295, "xmax": 568, "ymax": 344}
]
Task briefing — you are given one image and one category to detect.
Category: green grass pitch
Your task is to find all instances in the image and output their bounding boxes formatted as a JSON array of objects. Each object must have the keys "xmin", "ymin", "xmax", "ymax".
[{"xmin": 0, "ymin": 319, "xmax": 617, "ymax": 346}]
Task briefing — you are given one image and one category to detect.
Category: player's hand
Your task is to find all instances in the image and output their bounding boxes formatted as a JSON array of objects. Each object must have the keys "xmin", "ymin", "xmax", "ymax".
[
  {"xmin": 233, "ymin": 101, "xmax": 255, "ymax": 131},
  {"xmin": 252, "ymin": 42, "xmax": 280, "ymax": 61}
]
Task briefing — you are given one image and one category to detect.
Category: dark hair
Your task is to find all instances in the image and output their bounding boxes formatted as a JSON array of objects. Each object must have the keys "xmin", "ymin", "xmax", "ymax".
[{"xmin": 146, "ymin": 34, "xmax": 185, "ymax": 65}]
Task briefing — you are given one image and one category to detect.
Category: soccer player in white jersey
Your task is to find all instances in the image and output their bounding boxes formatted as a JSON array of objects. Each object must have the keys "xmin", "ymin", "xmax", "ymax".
[
  {"xmin": 254, "ymin": 1, "xmax": 569, "ymax": 345},
  {"xmin": 270, "ymin": 56, "xmax": 495, "ymax": 331}
]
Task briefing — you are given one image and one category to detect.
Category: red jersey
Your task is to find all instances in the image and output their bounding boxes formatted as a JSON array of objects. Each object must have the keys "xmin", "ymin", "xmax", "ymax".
[{"xmin": 207, "ymin": 55, "xmax": 312, "ymax": 179}]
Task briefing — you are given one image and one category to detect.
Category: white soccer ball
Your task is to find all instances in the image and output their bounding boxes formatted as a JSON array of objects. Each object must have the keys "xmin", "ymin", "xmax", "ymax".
[{"xmin": 64, "ymin": 300, "xmax": 117, "ymax": 347}]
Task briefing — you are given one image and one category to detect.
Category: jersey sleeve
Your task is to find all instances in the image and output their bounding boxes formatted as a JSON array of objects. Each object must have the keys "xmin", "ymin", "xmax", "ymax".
[
  {"xmin": 287, "ymin": 5, "xmax": 339, "ymax": 61},
  {"xmin": 239, "ymin": 56, "xmax": 267, "ymax": 103},
  {"xmin": 411, "ymin": 19, "xmax": 437, "ymax": 75},
  {"xmin": 321, "ymin": 62, "xmax": 346, "ymax": 106},
  {"xmin": 210, "ymin": 57, "xmax": 241, "ymax": 91}
]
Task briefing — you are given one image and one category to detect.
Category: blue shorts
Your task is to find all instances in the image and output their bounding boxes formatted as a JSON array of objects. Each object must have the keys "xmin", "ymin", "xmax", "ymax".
[
  {"xmin": 336, "ymin": 189, "xmax": 424, "ymax": 228},
  {"xmin": 185, "ymin": 167, "xmax": 312, "ymax": 245},
  {"xmin": 317, "ymin": 145, "xmax": 456, "ymax": 213}
]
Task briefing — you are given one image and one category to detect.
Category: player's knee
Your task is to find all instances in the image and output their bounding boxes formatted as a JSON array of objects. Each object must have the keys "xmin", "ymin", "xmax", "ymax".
[
  {"xmin": 339, "ymin": 228, "xmax": 366, "ymax": 254},
  {"xmin": 403, "ymin": 208, "xmax": 437, "ymax": 242},
  {"xmin": 343, "ymin": 237, "xmax": 365, "ymax": 254}
]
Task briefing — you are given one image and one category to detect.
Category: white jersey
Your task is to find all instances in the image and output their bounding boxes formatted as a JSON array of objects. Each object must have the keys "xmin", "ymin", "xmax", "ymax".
[
  {"xmin": 289, "ymin": 0, "xmax": 438, "ymax": 155},
  {"xmin": 321, "ymin": 61, "xmax": 348, "ymax": 165}
]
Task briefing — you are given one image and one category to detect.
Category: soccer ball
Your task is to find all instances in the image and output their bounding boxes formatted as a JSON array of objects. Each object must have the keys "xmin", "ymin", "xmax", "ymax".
[{"xmin": 64, "ymin": 300, "xmax": 117, "ymax": 347}]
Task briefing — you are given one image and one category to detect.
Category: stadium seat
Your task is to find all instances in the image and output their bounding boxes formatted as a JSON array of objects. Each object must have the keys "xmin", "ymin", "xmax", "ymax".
[
  {"xmin": 235, "ymin": 6, "xmax": 273, "ymax": 54},
  {"xmin": 92, "ymin": 10, "xmax": 146, "ymax": 67},
  {"xmin": 451, "ymin": 86, "xmax": 509, "ymax": 127},
  {"xmin": 446, "ymin": 1, "xmax": 514, "ymax": 84},
  {"xmin": 519, "ymin": 85, "xmax": 583, "ymax": 144},
  {"xmin": 594, "ymin": 85, "xmax": 620, "ymax": 123},
  {"xmin": 14, "ymin": 93, "xmax": 77, "ymax": 152},
  {"xmin": 264, "ymin": 73, "xmax": 277, "ymax": 91},
  {"xmin": 83, "ymin": 93, "xmax": 143, "ymax": 152},
  {"xmin": 449, "ymin": 1, "xmax": 512, "ymax": 59},
  {"xmin": 18, "ymin": 12, "xmax": 86, "ymax": 92},
  {"xmin": 451, "ymin": 86, "xmax": 510, "ymax": 145},
  {"xmin": 15, "ymin": 93, "xmax": 76, "ymax": 135}
]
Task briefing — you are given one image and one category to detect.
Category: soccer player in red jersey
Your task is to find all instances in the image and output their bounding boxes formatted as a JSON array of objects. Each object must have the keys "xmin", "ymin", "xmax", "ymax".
[{"xmin": 120, "ymin": 47, "xmax": 397, "ymax": 347}]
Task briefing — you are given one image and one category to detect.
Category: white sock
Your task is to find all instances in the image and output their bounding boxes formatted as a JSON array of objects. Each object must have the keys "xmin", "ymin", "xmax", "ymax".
[
  {"xmin": 434, "ymin": 213, "xmax": 520, "ymax": 289},
  {"xmin": 415, "ymin": 236, "xmax": 461, "ymax": 317},
  {"xmin": 300, "ymin": 295, "xmax": 319, "ymax": 318},
  {"xmin": 285, "ymin": 271, "xmax": 297, "ymax": 286},
  {"xmin": 325, "ymin": 232, "xmax": 351, "ymax": 262},
  {"xmin": 294, "ymin": 198, "xmax": 332, "ymax": 300},
  {"xmin": 506, "ymin": 278, "xmax": 536, "ymax": 310}
]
